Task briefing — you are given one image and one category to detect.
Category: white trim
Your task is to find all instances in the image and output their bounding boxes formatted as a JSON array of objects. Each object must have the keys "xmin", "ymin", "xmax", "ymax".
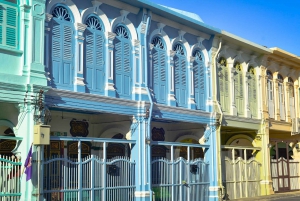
[
  {"xmin": 46, "ymin": 0, "xmax": 81, "ymax": 24},
  {"xmin": 134, "ymin": 191, "xmax": 151, "ymax": 197}
]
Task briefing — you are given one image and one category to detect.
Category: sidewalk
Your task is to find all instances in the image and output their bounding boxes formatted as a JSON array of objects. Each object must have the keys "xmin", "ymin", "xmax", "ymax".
[{"xmin": 231, "ymin": 191, "xmax": 300, "ymax": 201}]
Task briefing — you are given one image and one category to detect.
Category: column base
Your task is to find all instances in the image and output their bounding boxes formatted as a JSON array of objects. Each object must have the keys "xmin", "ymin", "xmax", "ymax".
[
  {"xmin": 135, "ymin": 191, "xmax": 152, "ymax": 201},
  {"xmin": 260, "ymin": 180, "xmax": 274, "ymax": 195},
  {"xmin": 209, "ymin": 186, "xmax": 223, "ymax": 201}
]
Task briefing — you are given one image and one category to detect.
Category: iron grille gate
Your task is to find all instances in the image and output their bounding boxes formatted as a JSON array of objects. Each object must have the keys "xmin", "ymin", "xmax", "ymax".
[
  {"xmin": 0, "ymin": 155, "xmax": 22, "ymax": 201},
  {"xmin": 151, "ymin": 142, "xmax": 210, "ymax": 201},
  {"xmin": 42, "ymin": 137, "xmax": 136, "ymax": 201},
  {"xmin": 270, "ymin": 141, "xmax": 300, "ymax": 192},
  {"xmin": 222, "ymin": 146, "xmax": 261, "ymax": 200}
]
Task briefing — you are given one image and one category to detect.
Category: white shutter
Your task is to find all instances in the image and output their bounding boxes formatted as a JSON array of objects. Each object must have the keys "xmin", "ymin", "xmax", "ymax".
[
  {"xmin": 268, "ymin": 80, "xmax": 275, "ymax": 118},
  {"xmin": 279, "ymin": 83, "xmax": 285, "ymax": 120}
]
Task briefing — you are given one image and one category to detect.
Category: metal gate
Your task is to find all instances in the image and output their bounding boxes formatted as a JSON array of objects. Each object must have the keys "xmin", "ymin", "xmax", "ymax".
[
  {"xmin": 43, "ymin": 137, "xmax": 136, "ymax": 201},
  {"xmin": 151, "ymin": 142, "xmax": 210, "ymax": 201},
  {"xmin": 270, "ymin": 141, "xmax": 300, "ymax": 192},
  {"xmin": 0, "ymin": 155, "xmax": 22, "ymax": 200},
  {"xmin": 222, "ymin": 146, "xmax": 261, "ymax": 200}
]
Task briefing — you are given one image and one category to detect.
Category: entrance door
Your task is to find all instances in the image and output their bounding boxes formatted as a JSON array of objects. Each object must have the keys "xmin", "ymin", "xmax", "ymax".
[{"xmin": 270, "ymin": 142, "xmax": 296, "ymax": 192}]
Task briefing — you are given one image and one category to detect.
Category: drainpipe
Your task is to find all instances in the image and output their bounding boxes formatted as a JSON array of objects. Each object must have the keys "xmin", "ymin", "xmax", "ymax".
[
  {"xmin": 212, "ymin": 36, "xmax": 224, "ymax": 199},
  {"xmin": 144, "ymin": 9, "xmax": 153, "ymax": 201}
]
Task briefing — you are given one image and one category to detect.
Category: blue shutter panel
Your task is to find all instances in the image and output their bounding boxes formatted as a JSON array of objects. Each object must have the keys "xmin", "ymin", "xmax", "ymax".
[
  {"xmin": 0, "ymin": 6, "xmax": 3, "ymax": 44},
  {"xmin": 174, "ymin": 56, "xmax": 187, "ymax": 107},
  {"xmin": 51, "ymin": 22, "xmax": 61, "ymax": 85},
  {"xmin": 6, "ymin": 7, "xmax": 17, "ymax": 47},
  {"xmin": 95, "ymin": 34, "xmax": 104, "ymax": 92},
  {"xmin": 115, "ymin": 40, "xmax": 123, "ymax": 97},
  {"xmin": 123, "ymin": 41, "xmax": 131, "ymax": 97},
  {"xmin": 194, "ymin": 60, "xmax": 205, "ymax": 110},
  {"xmin": 153, "ymin": 49, "xmax": 166, "ymax": 104},
  {"xmin": 62, "ymin": 25, "xmax": 72, "ymax": 85},
  {"xmin": 85, "ymin": 30, "xmax": 94, "ymax": 90}
]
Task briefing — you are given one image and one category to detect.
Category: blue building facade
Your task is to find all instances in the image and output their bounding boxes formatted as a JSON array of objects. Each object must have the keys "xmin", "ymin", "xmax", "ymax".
[{"xmin": 42, "ymin": 0, "xmax": 221, "ymax": 200}]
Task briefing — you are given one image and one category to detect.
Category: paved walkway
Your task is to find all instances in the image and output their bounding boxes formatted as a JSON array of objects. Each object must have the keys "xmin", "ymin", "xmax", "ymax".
[{"xmin": 231, "ymin": 191, "xmax": 300, "ymax": 201}]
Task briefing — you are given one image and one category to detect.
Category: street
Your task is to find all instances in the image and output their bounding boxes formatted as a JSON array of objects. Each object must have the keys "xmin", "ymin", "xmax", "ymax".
[{"xmin": 232, "ymin": 191, "xmax": 300, "ymax": 201}]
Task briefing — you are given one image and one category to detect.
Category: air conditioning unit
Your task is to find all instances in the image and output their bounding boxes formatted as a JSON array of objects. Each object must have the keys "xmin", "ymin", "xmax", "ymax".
[{"xmin": 291, "ymin": 118, "xmax": 300, "ymax": 135}]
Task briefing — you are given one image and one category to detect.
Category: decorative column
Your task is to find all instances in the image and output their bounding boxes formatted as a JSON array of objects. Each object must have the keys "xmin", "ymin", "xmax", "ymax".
[
  {"xmin": 105, "ymin": 32, "xmax": 116, "ymax": 97},
  {"xmin": 29, "ymin": 1, "xmax": 47, "ymax": 85},
  {"xmin": 17, "ymin": 90, "xmax": 36, "ymax": 201},
  {"xmin": 130, "ymin": 104, "xmax": 152, "ymax": 201},
  {"xmin": 20, "ymin": 4, "xmax": 31, "ymax": 77},
  {"xmin": 168, "ymin": 50, "xmax": 176, "ymax": 106},
  {"xmin": 200, "ymin": 123, "xmax": 222, "ymax": 201},
  {"xmin": 188, "ymin": 56, "xmax": 196, "ymax": 109},
  {"xmin": 44, "ymin": 13, "xmax": 53, "ymax": 83},
  {"xmin": 74, "ymin": 23, "xmax": 87, "ymax": 92}
]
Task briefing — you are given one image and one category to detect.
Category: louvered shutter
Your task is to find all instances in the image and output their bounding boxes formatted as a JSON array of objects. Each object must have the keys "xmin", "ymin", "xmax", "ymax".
[
  {"xmin": 95, "ymin": 34, "xmax": 104, "ymax": 92},
  {"xmin": 6, "ymin": 6, "xmax": 17, "ymax": 47},
  {"xmin": 268, "ymin": 80, "xmax": 275, "ymax": 118},
  {"xmin": 279, "ymin": 83, "xmax": 285, "ymax": 120},
  {"xmin": 85, "ymin": 30, "xmax": 94, "ymax": 90},
  {"xmin": 153, "ymin": 49, "xmax": 166, "ymax": 104},
  {"xmin": 115, "ymin": 40, "xmax": 122, "ymax": 95},
  {"xmin": 174, "ymin": 56, "xmax": 181, "ymax": 104},
  {"xmin": 180, "ymin": 58, "xmax": 187, "ymax": 106},
  {"xmin": 194, "ymin": 60, "xmax": 205, "ymax": 110},
  {"xmin": 224, "ymin": 68, "xmax": 229, "ymax": 112},
  {"xmin": 249, "ymin": 76, "xmax": 257, "ymax": 118},
  {"xmin": 174, "ymin": 56, "xmax": 187, "ymax": 107},
  {"xmin": 85, "ymin": 30, "xmax": 104, "ymax": 93},
  {"xmin": 289, "ymin": 85, "xmax": 295, "ymax": 118},
  {"xmin": 0, "ymin": 5, "xmax": 3, "ymax": 44},
  {"xmin": 238, "ymin": 72, "xmax": 244, "ymax": 115},
  {"xmin": 51, "ymin": 21, "xmax": 61, "ymax": 84},
  {"xmin": 62, "ymin": 25, "xmax": 72, "ymax": 85},
  {"xmin": 123, "ymin": 41, "xmax": 131, "ymax": 97},
  {"xmin": 0, "ymin": 4, "xmax": 17, "ymax": 48},
  {"xmin": 159, "ymin": 51, "xmax": 166, "ymax": 103}
]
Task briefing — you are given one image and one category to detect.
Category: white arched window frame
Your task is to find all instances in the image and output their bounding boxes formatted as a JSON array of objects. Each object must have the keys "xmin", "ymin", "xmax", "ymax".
[
  {"xmin": 193, "ymin": 50, "xmax": 205, "ymax": 110},
  {"xmin": 218, "ymin": 57, "xmax": 229, "ymax": 112},
  {"xmin": 50, "ymin": 5, "xmax": 74, "ymax": 89},
  {"xmin": 151, "ymin": 36, "xmax": 167, "ymax": 104},
  {"xmin": 234, "ymin": 62, "xmax": 244, "ymax": 116},
  {"xmin": 278, "ymin": 74, "xmax": 285, "ymax": 120},
  {"xmin": 84, "ymin": 15, "xmax": 105, "ymax": 94},
  {"xmin": 173, "ymin": 43, "xmax": 187, "ymax": 107},
  {"xmin": 113, "ymin": 25, "xmax": 132, "ymax": 99},
  {"xmin": 267, "ymin": 71, "xmax": 274, "ymax": 118}
]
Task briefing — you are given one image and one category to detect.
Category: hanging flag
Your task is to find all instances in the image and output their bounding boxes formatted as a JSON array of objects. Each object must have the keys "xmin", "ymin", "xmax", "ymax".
[{"xmin": 23, "ymin": 145, "xmax": 33, "ymax": 181}]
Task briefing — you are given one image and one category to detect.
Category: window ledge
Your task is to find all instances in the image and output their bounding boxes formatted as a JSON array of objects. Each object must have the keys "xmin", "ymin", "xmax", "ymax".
[{"xmin": 0, "ymin": 46, "xmax": 23, "ymax": 56}]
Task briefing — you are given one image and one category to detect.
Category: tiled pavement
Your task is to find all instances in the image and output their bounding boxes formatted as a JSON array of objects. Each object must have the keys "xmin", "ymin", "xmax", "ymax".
[{"xmin": 231, "ymin": 191, "xmax": 300, "ymax": 201}]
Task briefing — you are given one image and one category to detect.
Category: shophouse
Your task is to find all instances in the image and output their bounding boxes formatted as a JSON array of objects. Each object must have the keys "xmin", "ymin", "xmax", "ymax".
[
  {"xmin": 42, "ymin": 0, "xmax": 221, "ymax": 201},
  {"xmin": 0, "ymin": 0, "xmax": 47, "ymax": 200}
]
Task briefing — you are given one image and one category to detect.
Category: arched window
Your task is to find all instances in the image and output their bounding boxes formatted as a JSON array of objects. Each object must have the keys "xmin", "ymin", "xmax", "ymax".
[
  {"xmin": 0, "ymin": 0, "xmax": 18, "ymax": 48},
  {"xmin": 193, "ymin": 50, "xmax": 205, "ymax": 110},
  {"xmin": 278, "ymin": 74, "xmax": 285, "ymax": 120},
  {"xmin": 288, "ymin": 78, "xmax": 295, "ymax": 119},
  {"xmin": 234, "ymin": 62, "xmax": 244, "ymax": 116},
  {"xmin": 114, "ymin": 25, "xmax": 132, "ymax": 99},
  {"xmin": 267, "ymin": 71, "xmax": 274, "ymax": 118},
  {"xmin": 218, "ymin": 57, "xmax": 229, "ymax": 112},
  {"xmin": 84, "ymin": 16, "xmax": 105, "ymax": 94},
  {"xmin": 50, "ymin": 6, "xmax": 74, "ymax": 89},
  {"xmin": 248, "ymin": 66, "xmax": 257, "ymax": 118},
  {"xmin": 173, "ymin": 43, "xmax": 187, "ymax": 107},
  {"xmin": 151, "ymin": 37, "xmax": 166, "ymax": 104}
]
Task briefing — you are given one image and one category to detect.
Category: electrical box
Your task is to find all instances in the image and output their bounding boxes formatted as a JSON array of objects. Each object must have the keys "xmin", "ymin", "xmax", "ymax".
[{"xmin": 33, "ymin": 125, "xmax": 51, "ymax": 145}]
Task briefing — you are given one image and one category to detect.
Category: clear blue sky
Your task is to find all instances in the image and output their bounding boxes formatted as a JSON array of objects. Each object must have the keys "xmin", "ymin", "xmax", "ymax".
[{"xmin": 150, "ymin": 0, "xmax": 300, "ymax": 56}]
